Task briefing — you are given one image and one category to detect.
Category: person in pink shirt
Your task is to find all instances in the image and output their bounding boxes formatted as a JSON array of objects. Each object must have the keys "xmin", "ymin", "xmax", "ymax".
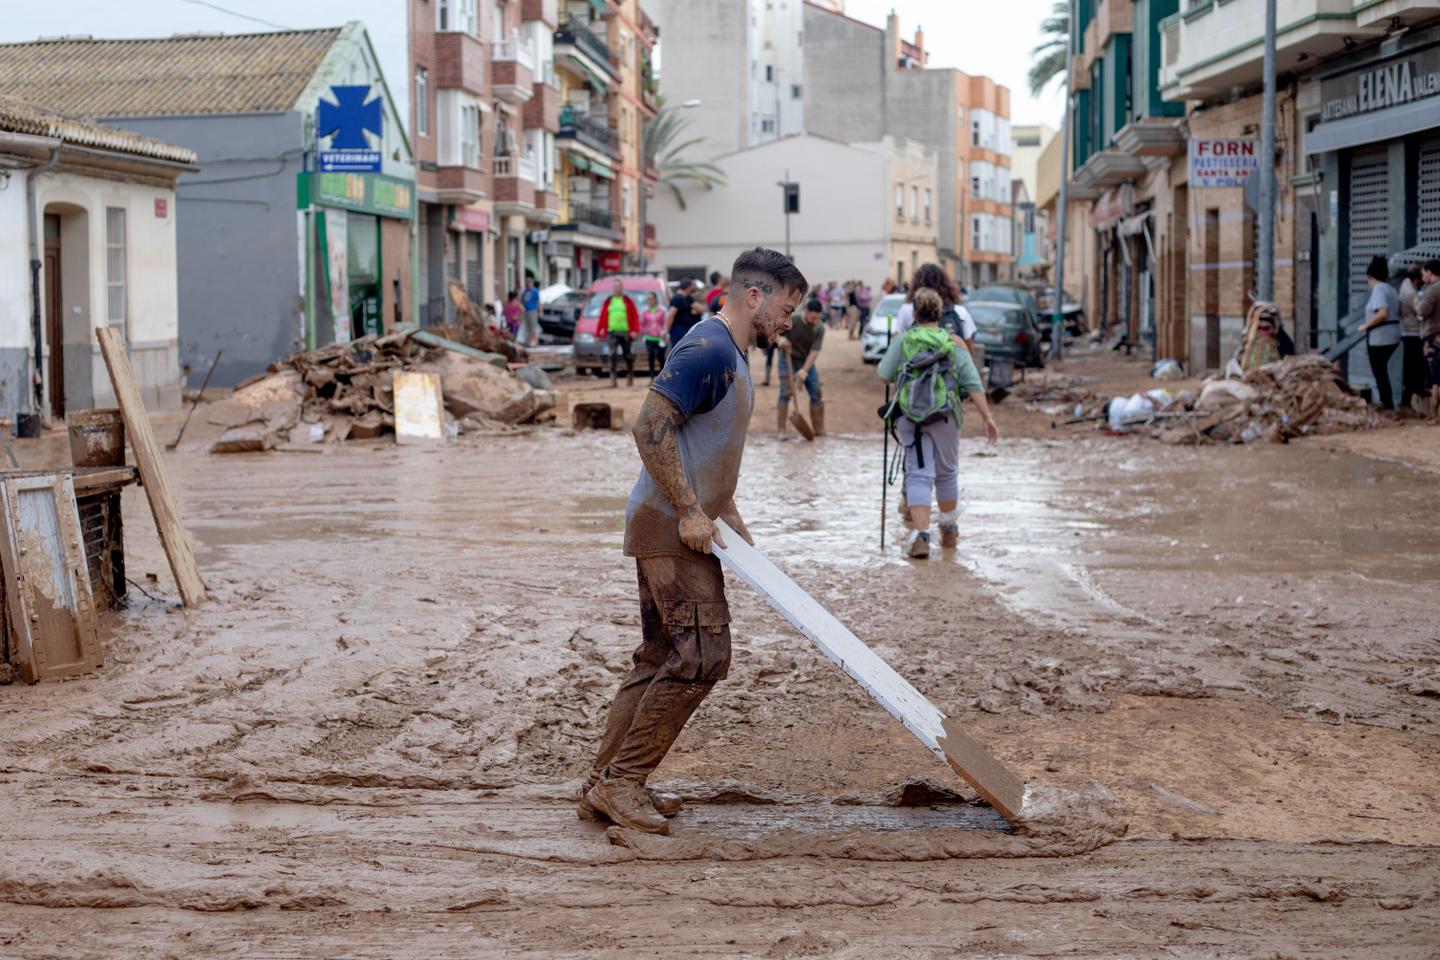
[
  {"xmin": 502, "ymin": 290, "xmax": 521, "ymax": 336},
  {"xmin": 640, "ymin": 292, "xmax": 668, "ymax": 375}
]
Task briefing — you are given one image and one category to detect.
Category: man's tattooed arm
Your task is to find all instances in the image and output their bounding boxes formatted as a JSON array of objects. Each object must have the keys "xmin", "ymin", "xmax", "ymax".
[{"xmin": 632, "ymin": 391, "xmax": 723, "ymax": 551}]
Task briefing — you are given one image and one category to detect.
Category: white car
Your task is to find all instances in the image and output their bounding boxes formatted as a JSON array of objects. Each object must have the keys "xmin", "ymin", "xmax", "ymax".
[{"xmin": 860, "ymin": 294, "xmax": 906, "ymax": 363}]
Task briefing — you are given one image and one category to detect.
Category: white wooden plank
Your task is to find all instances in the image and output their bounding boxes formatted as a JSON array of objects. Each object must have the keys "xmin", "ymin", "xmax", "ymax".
[
  {"xmin": 711, "ymin": 518, "xmax": 1026, "ymax": 821},
  {"xmin": 393, "ymin": 370, "xmax": 445, "ymax": 444}
]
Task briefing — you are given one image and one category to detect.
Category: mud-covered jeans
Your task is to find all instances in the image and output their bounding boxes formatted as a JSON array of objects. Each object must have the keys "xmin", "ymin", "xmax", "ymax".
[{"xmin": 590, "ymin": 553, "xmax": 731, "ymax": 785}]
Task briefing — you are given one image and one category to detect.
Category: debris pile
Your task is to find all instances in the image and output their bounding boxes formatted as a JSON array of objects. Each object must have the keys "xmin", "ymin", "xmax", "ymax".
[
  {"xmin": 1156, "ymin": 355, "xmax": 1391, "ymax": 445},
  {"xmin": 1053, "ymin": 356, "xmax": 1392, "ymax": 444},
  {"xmin": 205, "ymin": 331, "xmax": 556, "ymax": 453}
]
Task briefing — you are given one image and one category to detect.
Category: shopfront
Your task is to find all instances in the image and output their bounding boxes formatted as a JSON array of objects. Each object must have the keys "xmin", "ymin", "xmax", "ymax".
[
  {"xmin": 1307, "ymin": 24, "xmax": 1440, "ymax": 391},
  {"xmin": 299, "ymin": 171, "xmax": 417, "ymax": 347}
]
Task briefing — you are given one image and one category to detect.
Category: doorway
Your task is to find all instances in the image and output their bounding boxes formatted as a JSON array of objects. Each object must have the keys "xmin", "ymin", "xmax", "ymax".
[{"xmin": 44, "ymin": 214, "xmax": 63, "ymax": 418}]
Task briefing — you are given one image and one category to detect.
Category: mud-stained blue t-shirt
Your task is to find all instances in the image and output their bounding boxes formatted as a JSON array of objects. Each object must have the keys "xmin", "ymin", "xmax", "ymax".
[{"xmin": 624, "ymin": 318, "xmax": 753, "ymax": 557}]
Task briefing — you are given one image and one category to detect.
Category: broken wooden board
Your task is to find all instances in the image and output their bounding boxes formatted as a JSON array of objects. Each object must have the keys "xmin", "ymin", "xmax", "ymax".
[
  {"xmin": 96, "ymin": 327, "xmax": 206, "ymax": 607},
  {"xmin": 711, "ymin": 518, "xmax": 1026, "ymax": 822},
  {"xmin": 0, "ymin": 473, "xmax": 103, "ymax": 682},
  {"xmin": 393, "ymin": 370, "xmax": 445, "ymax": 444},
  {"xmin": 789, "ymin": 409, "xmax": 815, "ymax": 441},
  {"xmin": 409, "ymin": 330, "xmax": 508, "ymax": 368}
]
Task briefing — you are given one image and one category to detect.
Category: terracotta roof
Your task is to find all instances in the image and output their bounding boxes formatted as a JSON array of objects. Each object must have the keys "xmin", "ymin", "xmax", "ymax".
[
  {"xmin": 0, "ymin": 28, "xmax": 341, "ymax": 118},
  {"xmin": 0, "ymin": 94, "xmax": 196, "ymax": 164}
]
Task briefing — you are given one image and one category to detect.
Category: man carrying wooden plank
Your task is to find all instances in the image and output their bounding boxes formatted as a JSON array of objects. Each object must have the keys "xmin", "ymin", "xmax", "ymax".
[{"xmin": 579, "ymin": 248, "xmax": 808, "ymax": 834}]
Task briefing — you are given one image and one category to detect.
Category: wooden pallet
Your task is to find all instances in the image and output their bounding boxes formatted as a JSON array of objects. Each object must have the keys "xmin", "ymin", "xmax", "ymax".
[
  {"xmin": 711, "ymin": 519, "xmax": 1026, "ymax": 822},
  {"xmin": 0, "ymin": 474, "xmax": 103, "ymax": 682}
]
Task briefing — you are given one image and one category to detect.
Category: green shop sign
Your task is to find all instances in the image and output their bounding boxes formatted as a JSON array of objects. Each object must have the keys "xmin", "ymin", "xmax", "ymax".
[{"xmin": 297, "ymin": 171, "xmax": 416, "ymax": 220}]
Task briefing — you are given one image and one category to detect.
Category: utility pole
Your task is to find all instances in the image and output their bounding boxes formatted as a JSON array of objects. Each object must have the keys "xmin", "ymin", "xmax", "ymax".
[
  {"xmin": 1257, "ymin": 0, "xmax": 1277, "ymax": 301},
  {"xmin": 1051, "ymin": 0, "xmax": 1075, "ymax": 360}
]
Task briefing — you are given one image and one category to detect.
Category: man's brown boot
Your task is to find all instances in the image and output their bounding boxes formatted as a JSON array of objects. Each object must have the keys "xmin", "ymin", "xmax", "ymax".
[
  {"xmin": 578, "ymin": 777, "xmax": 683, "ymax": 820},
  {"xmin": 810, "ymin": 401, "xmax": 825, "ymax": 436},
  {"xmin": 777, "ymin": 401, "xmax": 789, "ymax": 434},
  {"xmin": 586, "ymin": 778, "xmax": 670, "ymax": 834}
]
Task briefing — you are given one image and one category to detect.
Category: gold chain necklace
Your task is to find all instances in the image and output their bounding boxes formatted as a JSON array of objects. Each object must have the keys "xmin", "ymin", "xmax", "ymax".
[{"xmin": 714, "ymin": 311, "xmax": 737, "ymax": 341}]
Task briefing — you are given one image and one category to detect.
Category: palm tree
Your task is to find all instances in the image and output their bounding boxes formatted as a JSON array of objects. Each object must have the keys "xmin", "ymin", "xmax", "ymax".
[
  {"xmin": 643, "ymin": 99, "xmax": 726, "ymax": 211},
  {"xmin": 1028, "ymin": 0, "xmax": 1071, "ymax": 98}
]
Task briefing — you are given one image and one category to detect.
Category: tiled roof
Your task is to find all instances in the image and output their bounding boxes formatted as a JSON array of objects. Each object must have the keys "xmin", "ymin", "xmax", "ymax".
[
  {"xmin": 0, "ymin": 94, "xmax": 197, "ymax": 164},
  {"xmin": 0, "ymin": 28, "xmax": 341, "ymax": 118}
]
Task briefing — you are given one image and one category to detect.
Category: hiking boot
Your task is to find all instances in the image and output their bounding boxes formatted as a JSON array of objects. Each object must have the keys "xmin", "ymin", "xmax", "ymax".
[
  {"xmin": 578, "ymin": 782, "xmax": 683, "ymax": 820},
  {"xmin": 939, "ymin": 523, "xmax": 959, "ymax": 549},
  {"xmin": 905, "ymin": 529, "xmax": 930, "ymax": 559},
  {"xmin": 585, "ymin": 778, "xmax": 670, "ymax": 834}
]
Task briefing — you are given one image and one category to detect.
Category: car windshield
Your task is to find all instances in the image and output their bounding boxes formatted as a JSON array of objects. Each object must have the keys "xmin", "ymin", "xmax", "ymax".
[
  {"xmin": 874, "ymin": 294, "xmax": 905, "ymax": 316},
  {"xmin": 970, "ymin": 286, "xmax": 1024, "ymax": 305},
  {"xmin": 968, "ymin": 304, "xmax": 1022, "ymax": 328}
]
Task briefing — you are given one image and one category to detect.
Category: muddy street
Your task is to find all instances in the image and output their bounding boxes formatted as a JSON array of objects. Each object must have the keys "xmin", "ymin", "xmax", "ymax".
[{"xmin": 2, "ymin": 347, "xmax": 1437, "ymax": 958}]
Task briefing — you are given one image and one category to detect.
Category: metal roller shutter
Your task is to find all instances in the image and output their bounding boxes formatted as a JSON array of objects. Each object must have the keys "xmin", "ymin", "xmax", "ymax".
[
  {"xmin": 1418, "ymin": 139, "xmax": 1440, "ymax": 247},
  {"xmin": 1348, "ymin": 152, "xmax": 1389, "ymax": 311}
]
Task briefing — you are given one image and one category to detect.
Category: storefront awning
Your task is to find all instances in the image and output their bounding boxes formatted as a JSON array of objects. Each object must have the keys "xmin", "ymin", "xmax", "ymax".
[
  {"xmin": 588, "ymin": 159, "xmax": 615, "ymax": 180},
  {"xmin": 567, "ymin": 151, "xmax": 590, "ymax": 171},
  {"xmin": 1306, "ymin": 98, "xmax": 1440, "ymax": 155}
]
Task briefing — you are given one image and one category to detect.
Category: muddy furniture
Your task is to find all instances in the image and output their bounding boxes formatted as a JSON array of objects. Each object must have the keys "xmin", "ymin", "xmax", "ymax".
[{"xmin": 0, "ymin": 466, "xmax": 137, "ymax": 683}]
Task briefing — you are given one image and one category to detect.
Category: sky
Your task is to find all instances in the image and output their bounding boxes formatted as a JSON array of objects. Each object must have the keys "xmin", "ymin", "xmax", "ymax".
[
  {"xmin": 841, "ymin": 0, "xmax": 1066, "ymax": 128},
  {"xmin": 1, "ymin": 0, "xmax": 1065, "ymax": 130}
]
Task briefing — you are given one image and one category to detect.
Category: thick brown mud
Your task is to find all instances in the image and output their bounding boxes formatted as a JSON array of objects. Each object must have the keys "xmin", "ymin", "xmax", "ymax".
[{"xmin": 1, "ymin": 348, "xmax": 1436, "ymax": 957}]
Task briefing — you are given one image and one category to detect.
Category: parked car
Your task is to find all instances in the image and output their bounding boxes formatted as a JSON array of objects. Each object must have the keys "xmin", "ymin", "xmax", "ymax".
[
  {"xmin": 967, "ymin": 301, "xmax": 1045, "ymax": 368},
  {"xmin": 573, "ymin": 275, "xmax": 669, "ymax": 376},
  {"xmin": 1036, "ymin": 293, "xmax": 1086, "ymax": 337},
  {"xmin": 859, "ymin": 293, "xmax": 907, "ymax": 363},
  {"xmin": 539, "ymin": 287, "xmax": 586, "ymax": 342}
]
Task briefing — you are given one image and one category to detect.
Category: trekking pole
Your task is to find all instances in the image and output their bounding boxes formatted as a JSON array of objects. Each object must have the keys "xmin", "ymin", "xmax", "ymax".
[{"xmin": 880, "ymin": 314, "xmax": 894, "ymax": 552}]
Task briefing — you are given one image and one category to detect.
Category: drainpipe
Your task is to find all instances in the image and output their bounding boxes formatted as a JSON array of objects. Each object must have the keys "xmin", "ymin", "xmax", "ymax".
[{"xmin": 20, "ymin": 139, "xmax": 62, "ymax": 417}]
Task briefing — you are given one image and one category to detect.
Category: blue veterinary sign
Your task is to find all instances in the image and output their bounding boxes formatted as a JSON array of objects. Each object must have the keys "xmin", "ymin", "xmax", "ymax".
[{"xmin": 317, "ymin": 85, "xmax": 383, "ymax": 172}]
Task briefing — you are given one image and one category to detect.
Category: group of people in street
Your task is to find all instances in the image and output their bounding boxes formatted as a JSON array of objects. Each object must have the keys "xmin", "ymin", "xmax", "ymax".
[
  {"xmin": 812, "ymin": 280, "xmax": 874, "ymax": 340},
  {"xmin": 501, "ymin": 278, "xmax": 542, "ymax": 348},
  {"xmin": 1363, "ymin": 256, "xmax": 1440, "ymax": 420}
]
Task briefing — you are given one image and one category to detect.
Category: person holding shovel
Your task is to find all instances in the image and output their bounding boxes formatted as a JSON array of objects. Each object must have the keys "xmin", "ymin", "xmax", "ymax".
[
  {"xmin": 776, "ymin": 297, "xmax": 825, "ymax": 436},
  {"xmin": 580, "ymin": 247, "xmax": 809, "ymax": 834}
]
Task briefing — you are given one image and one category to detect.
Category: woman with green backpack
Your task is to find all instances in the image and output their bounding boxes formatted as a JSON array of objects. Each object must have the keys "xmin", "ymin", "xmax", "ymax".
[{"xmin": 878, "ymin": 288, "xmax": 1000, "ymax": 558}]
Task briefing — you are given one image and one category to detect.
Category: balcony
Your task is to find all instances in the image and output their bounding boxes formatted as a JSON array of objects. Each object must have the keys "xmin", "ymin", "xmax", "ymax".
[
  {"xmin": 521, "ymin": 0, "xmax": 559, "ymax": 28},
  {"xmin": 1075, "ymin": 149, "xmax": 1149, "ymax": 187},
  {"xmin": 523, "ymin": 75, "xmax": 561, "ymax": 131},
  {"xmin": 558, "ymin": 105, "xmax": 619, "ymax": 157},
  {"xmin": 1353, "ymin": 0, "xmax": 1440, "ymax": 29},
  {"xmin": 1159, "ymin": 0, "xmax": 1384, "ymax": 100},
  {"xmin": 1114, "ymin": 117, "xmax": 1187, "ymax": 157},
  {"xmin": 534, "ymin": 188, "xmax": 562, "ymax": 221},
  {"xmin": 554, "ymin": 200, "xmax": 619, "ymax": 239},
  {"xmin": 555, "ymin": 13, "xmax": 618, "ymax": 81},
  {"xmin": 492, "ymin": 32, "xmax": 537, "ymax": 103},
  {"xmin": 434, "ymin": 164, "xmax": 490, "ymax": 205},
  {"xmin": 433, "ymin": 32, "xmax": 489, "ymax": 97},
  {"xmin": 493, "ymin": 155, "xmax": 536, "ymax": 211}
]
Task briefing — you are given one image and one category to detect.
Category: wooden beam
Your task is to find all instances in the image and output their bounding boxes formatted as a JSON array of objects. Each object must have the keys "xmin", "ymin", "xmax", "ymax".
[{"xmin": 95, "ymin": 328, "xmax": 206, "ymax": 607}]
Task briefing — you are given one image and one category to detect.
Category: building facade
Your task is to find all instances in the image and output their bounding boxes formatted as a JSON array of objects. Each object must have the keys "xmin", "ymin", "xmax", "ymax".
[
  {"xmin": 653, "ymin": 0, "xmax": 806, "ymax": 158},
  {"xmin": 650, "ymin": 133, "xmax": 937, "ymax": 289},
  {"xmin": 412, "ymin": 0, "xmax": 655, "ymax": 305},
  {"xmin": 0, "ymin": 97, "xmax": 195, "ymax": 422},
  {"xmin": 0, "ymin": 24, "xmax": 418, "ymax": 389},
  {"xmin": 1058, "ymin": 0, "xmax": 1440, "ymax": 386},
  {"xmin": 802, "ymin": 5, "xmax": 1014, "ymax": 285}
]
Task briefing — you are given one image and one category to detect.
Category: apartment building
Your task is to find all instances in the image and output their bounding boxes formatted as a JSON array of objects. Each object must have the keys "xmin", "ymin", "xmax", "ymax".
[
  {"xmin": 802, "ymin": 6, "xmax": 1014, "ymax": 285},
  {"xmin": 652, "ymin": 0, "xmax": 805, "ymax": 158},
  {"xmin": 411, "ymin": 0, "xmax": 571, "ymax": 320}
]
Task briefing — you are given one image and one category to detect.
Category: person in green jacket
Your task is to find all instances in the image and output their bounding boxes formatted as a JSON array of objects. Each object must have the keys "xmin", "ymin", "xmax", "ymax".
[{"xmin": 878, "ymin": 287, "xmax": 999, "ymax": 558}]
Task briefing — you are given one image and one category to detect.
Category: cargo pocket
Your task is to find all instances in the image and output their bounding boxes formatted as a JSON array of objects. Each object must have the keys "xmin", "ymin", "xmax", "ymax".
[{"xmin": 659, "ymin": 599, "xmax": 732, "ymax": 683}]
